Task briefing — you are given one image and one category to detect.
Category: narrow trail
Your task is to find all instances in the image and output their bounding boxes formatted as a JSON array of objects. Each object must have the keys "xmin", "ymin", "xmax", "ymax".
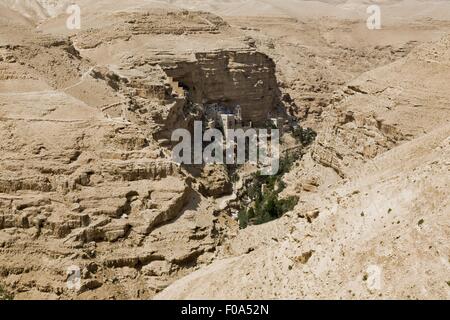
[
  {"xmin": 0, "ymin": 66, "xmax": 96, "ymax": 97},
  {"xmin": 61, "ymin": 66, "xmax": 96, "ymax": 92},
  {"xmin": 0, "ymin": 66, "xmax": 135, "ymax": 125}
]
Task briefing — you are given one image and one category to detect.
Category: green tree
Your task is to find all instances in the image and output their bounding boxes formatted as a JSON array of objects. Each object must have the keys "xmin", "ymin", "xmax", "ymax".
[{"xmin": 238, "ymin": 209, "xmax": 249, "ymax": 229}]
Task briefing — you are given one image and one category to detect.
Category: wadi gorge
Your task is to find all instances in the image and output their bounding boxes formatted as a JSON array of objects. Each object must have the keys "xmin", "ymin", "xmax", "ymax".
[{"xmin": 0, "ymin": 0, "xmax": 449, "ymax": 300}]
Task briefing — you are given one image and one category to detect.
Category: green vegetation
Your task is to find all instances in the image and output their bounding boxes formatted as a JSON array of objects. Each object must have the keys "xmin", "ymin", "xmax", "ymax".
[
  {"xmin": 0, "ymin": 283, "xmax": 13, "ymax": 300},
  {"xmin": 236, "ymin": 126, "xmax": 317, "ymax": 229},
  {"xmin": 238, "ymin": 151, "xmax": 302, "ymax": 229},
  {"xmin": 238, "ymin": 176, "xmax": 298, "ymax": 228},
  {"xmin": 292, "ymin": 126, "xmax": 317, "ymax": 146},
  {"xmin": 238, "ymin": 209, "xmax": 249, "ymax": 229}
]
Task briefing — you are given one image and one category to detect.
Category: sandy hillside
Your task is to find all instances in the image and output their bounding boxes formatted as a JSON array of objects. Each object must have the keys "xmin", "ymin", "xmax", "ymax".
[{"xmin": 159, "ymin": 0, "xmax": 450, "ymax": 20}]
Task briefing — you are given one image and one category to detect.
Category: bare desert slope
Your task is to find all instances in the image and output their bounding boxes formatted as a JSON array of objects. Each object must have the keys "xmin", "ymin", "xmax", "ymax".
[
  {"xmin": 160, "ymin": 0, "xmax": 450, "ymax": 20},
  {"xmin": 6, "ymin": 0, "xmax": 450, "ymax": 23},
  {"xmin": 0, "ymin": 0, "xmax": 449, "ymax": 300}
]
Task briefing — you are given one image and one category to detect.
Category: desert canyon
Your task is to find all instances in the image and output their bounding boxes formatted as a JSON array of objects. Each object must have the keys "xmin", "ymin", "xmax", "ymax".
[{"xmin": 0, "ymin": 0, "xmax": 449, "ymax": 300}]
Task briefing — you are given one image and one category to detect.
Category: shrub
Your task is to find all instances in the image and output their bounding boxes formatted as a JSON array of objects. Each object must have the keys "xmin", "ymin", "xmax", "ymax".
[
  {"xmin": 293, "ymin": 127, "xmax": 317, "ymax": 146},
  {"xmin": 237, "ymin": 148, "xmax": 303, "ymax": 229},
  {"xmin": 239, "ymin": 164, "xmax": 299, "ymax": 228},
  {"xmin": 253, "ymin": 195, "xmax": 298, "ymax": 225},
  {"xmin": 238, "ymin": 209, "xmax": 249, "ymax": 229},
  {"xmin": 0, "ymin": 284, "xmax": 13, "ymax": 300}
]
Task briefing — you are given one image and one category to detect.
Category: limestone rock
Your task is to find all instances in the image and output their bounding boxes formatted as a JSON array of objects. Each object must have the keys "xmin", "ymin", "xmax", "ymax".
[{"xmin": 198, "ymin": 165, "xmax": 233, "ymax": 198}]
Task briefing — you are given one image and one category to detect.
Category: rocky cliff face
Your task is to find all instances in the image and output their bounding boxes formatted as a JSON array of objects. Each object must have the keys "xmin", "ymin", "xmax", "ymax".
[
  {"xmin": 0, "ymin": 8, "xmax": 242, "ymax": 299},
  {"xmin": 161, "ymin": 49, "xmax": 280, "ymax": 123},
  {"xmin": 80, "ymin": 48, "xmax": 282, "ymax": 143},
  {"xmin": 156, "ymin": 35, "xmax": 450, "ymax": 300}
]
